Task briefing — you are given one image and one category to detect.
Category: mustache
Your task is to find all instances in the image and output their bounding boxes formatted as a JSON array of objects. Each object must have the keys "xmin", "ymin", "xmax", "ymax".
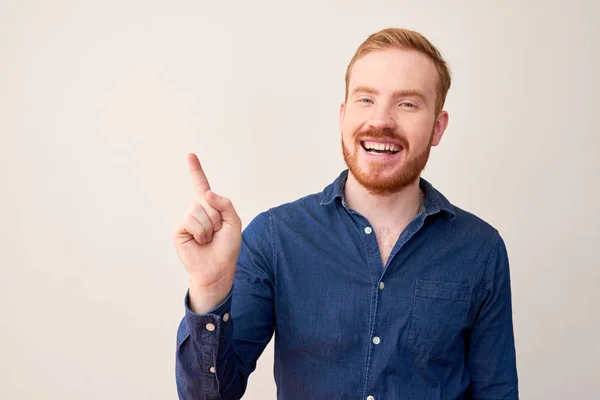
[{"xmin": 355, "ymin": 128, "xmax": 409, "ymax": 149}]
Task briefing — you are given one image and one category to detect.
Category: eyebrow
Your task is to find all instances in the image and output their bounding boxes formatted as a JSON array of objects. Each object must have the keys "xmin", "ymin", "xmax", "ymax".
[{"xmin": 351, "ymin": 86, "xmax": 428, "ymax": 105}]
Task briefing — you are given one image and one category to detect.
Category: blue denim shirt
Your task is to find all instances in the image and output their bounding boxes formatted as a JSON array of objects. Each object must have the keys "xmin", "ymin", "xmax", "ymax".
[{"xmin": 176, "ymin": 170, "xmax": 518, "ymax": 399}]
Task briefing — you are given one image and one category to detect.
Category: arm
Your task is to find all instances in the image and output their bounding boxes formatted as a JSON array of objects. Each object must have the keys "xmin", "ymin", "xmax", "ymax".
[
  {"xmin": 466, "ymin": 233, "xmax": 519, "ymax": 399},
  {"xmin": 176, "ymin": 211, "xmax": 275, "ymax": 400}
]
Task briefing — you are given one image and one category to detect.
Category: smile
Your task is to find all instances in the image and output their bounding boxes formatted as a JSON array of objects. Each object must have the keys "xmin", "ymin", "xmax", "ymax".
[{"xmin": 360, "ymin": 141, "xmax": 402, "ymax": 155}]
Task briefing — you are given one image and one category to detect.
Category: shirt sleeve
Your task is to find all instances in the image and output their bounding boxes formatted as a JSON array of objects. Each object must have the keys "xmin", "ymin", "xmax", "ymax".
[
  {"xmin": 176, "ymin": 211, "xmax": 276, "ymax": 400},
  {"xmin": 466, "ymin": 233, "xmax": 519, "ymax": 399}
]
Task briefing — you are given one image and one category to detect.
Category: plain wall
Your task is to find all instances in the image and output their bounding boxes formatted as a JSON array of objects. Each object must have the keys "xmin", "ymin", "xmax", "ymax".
[{"xmin": 1, "ymin": 0, "xmax": 599, "ymax": 398}]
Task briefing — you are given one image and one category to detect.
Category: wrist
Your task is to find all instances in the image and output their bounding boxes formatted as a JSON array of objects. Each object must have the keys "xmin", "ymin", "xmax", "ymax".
[{"xmin": 188, "ymin": 279, "xmax": 231, "ymax": 315}]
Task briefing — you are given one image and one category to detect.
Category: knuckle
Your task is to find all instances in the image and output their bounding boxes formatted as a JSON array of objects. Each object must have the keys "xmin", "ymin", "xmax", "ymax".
[
  {"xmin": 189, "ymin": 204, "xmax": 208, "ymax": 222},
  {"xmin": 190, "ymin": 201, "xmax": 205, "ymax": 213},
  {"xmin": 207, "ymin": 208, "xmax": 221, "ymax": 222}
]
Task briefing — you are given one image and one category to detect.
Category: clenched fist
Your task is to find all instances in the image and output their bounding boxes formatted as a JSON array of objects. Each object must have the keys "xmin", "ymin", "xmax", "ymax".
[{"xmin": 173, "ymin": 153, "xmax": 242, "ymax": 314}]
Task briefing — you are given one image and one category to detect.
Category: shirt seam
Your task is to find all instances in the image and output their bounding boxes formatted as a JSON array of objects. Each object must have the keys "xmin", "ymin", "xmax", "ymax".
[
  {"xmin": 267, "ymin": 209, "xmax": 277, "ymax": 294},
  {"xmin": 473, "ymin": 230, "xmax": 501, "ymax": 313}
]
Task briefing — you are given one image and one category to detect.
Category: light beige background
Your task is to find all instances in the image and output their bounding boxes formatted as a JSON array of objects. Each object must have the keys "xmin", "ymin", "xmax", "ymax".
[{"xmin": 1, "ymin": 0, "xmax": 599, "ymax": 399}]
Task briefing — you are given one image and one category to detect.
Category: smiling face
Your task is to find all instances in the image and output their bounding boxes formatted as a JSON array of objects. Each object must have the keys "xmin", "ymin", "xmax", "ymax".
[{"xmin": 340, "ymin": 48, "xmax": 449, "ymax": 195}]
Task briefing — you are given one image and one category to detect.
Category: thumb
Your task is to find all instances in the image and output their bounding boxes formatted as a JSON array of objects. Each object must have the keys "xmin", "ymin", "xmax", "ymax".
[{"xmin": 205, "ymin": 190, "xmax": 241, "ymax": 228}]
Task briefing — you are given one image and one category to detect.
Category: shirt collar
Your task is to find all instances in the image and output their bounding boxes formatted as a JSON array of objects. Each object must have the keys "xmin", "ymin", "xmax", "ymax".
[
  {"xmin": 319, "ymin": 170, "xmax": 349, "ymax": 206},
  {"xmin": 319, "ymin": 169, "xmax": 456, "ymax": 218}
]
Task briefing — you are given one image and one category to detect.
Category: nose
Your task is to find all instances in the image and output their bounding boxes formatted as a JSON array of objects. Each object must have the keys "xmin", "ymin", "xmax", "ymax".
[{"xmin": 367, "ymin": 104, "xmax": 397, "ymax": 131}]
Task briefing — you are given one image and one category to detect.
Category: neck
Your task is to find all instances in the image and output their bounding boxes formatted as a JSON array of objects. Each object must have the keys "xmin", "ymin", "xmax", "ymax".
[{"xmin": 344, "ymin": 171, "xmax": 423, "ymax": 228}]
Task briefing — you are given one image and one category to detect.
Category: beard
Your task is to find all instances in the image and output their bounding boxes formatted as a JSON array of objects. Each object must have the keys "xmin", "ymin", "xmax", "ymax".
[{"xmin": 342, "ymin": 127, "xmax": 434, "ymax": 195}]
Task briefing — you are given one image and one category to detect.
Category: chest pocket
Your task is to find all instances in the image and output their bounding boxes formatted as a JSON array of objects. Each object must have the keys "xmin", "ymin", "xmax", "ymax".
[{"xmin": 408, "ymin": 279, "xmax": 474, "ymax": 361}]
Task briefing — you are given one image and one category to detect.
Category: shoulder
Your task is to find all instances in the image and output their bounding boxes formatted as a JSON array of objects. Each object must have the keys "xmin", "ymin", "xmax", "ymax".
[
  {"xmin": 423, "ymin": 178, "xmax": 502, "ymax": 245},
  {"xmin": 264, "ymin": 173, "xmax": 342, "ymax": 222},
  {"xmin": 243, "ymin": 184, "xmax": 332, "ymax": 235},
  {"xmin": 446, "ymin": 205, "xmax": 510, "ymax": 274},
  {"xmin": 451, "ymin": 205, "xmax": 500, "ymax": 239}
]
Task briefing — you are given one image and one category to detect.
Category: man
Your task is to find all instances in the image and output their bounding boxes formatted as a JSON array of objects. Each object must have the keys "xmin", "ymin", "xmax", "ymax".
[{"xmin": 174, "ymin": 28, "xmax": 518, "ymax": 399}]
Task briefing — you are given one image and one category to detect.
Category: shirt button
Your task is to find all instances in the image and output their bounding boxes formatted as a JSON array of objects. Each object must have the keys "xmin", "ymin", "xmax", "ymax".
[
  {"xmin": 223, "ymin": 313, "xmax": 230, "ymax": 322},
  {"xmin": 209, "ymin": 366, "xmax": 216, "ymax": 373},
  {"xmin": 379, "ymin": 282, "xmax": 385, "ymax": 290},
  {"xmin": 373, "ymin": 336, "xmax": 381, "ymax": 345},
  {"xmin": 205, "ymin": 323, "xmax": 215, "ymax": 332},
  {"xmin": 364, "ymin": 226, "xmax": 373, "ymax": 234},
  {"xmin": 367, "ymin": 396, "xmax": 375, "ymax": 400}
]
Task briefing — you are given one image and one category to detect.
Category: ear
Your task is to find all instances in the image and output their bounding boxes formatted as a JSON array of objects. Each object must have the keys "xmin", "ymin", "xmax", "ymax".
[
  {"xmin": 339, "ymin": 102, "xmax": 346, "ymax": 134},
  {"xmin": 431, "ymin": 111, "xmax": 449, "ymax": 147}
]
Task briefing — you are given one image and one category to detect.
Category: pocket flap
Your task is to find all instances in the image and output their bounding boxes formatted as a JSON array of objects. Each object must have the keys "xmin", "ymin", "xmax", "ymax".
[{"xmin": 415, "ymin": 279, "xmax": 473, "ymax": 302}]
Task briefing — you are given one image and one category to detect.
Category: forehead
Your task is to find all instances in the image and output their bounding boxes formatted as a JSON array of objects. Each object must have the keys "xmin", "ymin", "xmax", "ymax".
[{"xmin": 348, "ymin": 48, "xmax": 438, "ymax": 98}]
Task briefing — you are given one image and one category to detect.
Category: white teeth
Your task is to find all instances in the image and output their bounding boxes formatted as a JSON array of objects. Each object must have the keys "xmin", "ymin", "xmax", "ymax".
[{"xmin": 363, "ymin": 141, "xmax": 401, "ymax": 152}]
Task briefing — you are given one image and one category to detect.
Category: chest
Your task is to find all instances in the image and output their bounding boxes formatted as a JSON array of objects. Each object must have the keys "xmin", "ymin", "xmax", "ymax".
[{"xmin": 374, "ymin": 225, "xmax": 404, "ymax": 266}]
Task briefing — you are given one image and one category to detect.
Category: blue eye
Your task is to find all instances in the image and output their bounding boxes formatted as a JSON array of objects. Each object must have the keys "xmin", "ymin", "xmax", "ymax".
[
  {"xmin": 400, "ymin": 102, "xmax": 415, "ymax": 108},
  {"xmin": 358, "ymin": 98, "xmax": 374, "ymax": 104}
]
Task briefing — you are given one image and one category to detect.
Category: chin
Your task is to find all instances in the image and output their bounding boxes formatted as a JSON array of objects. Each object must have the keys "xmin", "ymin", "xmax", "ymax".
[{"xmin": 342, "ymin": 137, "xmax": 428, "ymax": 194}]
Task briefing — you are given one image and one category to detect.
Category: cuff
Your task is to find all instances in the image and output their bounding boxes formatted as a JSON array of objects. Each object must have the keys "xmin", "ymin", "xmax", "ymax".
[{"xmin": 183, "ymin": 289, "xmax": 233, "ymax": 346}]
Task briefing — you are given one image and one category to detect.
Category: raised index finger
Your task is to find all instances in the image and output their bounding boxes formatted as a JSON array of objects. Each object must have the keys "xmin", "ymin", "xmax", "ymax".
[{"xmin": 187, "ymin": 153, "xmax": 211, "ymax": 199}]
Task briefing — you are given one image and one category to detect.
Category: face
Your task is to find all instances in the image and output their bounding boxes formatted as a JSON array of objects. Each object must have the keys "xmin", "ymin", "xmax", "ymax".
[{"xmin": 340, "ymin": 48, "xmax": 449, "ymax": 195}]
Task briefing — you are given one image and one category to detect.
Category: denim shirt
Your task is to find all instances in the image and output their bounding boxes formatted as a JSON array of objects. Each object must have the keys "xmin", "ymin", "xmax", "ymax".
[{"xmin": 176, "ymin": 170, "xmax": 518, "ymax": 400}]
